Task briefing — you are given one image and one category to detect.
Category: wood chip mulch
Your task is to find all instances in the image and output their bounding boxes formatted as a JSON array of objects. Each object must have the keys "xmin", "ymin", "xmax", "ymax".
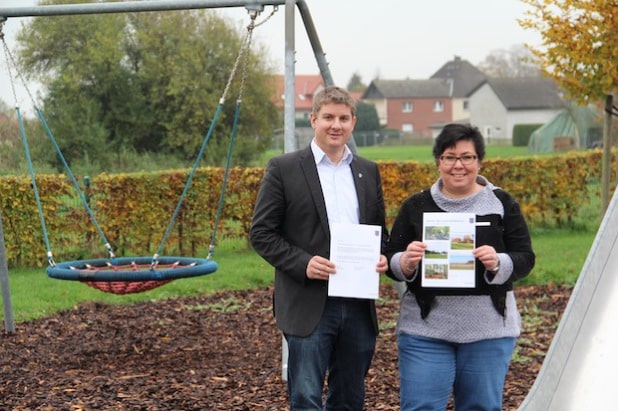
[{"xmin": 0, "ymin": 283, "xmax": 571, "ymax": 410}]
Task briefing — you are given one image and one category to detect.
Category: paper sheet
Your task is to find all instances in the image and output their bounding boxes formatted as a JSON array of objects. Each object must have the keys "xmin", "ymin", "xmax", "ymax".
[{"xmin": 328, "ymin": 223, "xmax": 381, "ymax": 299}]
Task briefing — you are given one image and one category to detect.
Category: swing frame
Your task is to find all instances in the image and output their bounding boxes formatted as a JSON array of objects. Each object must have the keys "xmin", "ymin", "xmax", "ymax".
[{"xmin": 0, "ymin": 0, "xmax": 339, "ymax": 327}]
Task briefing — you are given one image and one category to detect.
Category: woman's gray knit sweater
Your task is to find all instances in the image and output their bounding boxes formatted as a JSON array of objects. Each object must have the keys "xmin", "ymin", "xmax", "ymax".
[{"xmin": 389, "ymin": 176, "xmax": 522, "ymax": 343}]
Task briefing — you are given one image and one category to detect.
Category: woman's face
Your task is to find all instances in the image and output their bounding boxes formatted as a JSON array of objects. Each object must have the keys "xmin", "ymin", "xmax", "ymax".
[{"xmin": 437, "ymin": 140, "xmax": 480, "ymax": 197}]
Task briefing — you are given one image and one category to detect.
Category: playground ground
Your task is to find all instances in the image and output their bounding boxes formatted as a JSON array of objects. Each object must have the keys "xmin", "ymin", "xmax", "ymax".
[{"xmin": 0, "ymin": 282, "xmax": 570, "ymax": 410}]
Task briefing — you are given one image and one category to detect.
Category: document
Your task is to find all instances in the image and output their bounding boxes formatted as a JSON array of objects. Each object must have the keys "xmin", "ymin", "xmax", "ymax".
[
  {"xmin": 328, "ymin": 222, "xmax": 382, "ymax": 299},
  {"xmin": 422, "ymin": 212, "xmax": 476, "ymax": 288}
]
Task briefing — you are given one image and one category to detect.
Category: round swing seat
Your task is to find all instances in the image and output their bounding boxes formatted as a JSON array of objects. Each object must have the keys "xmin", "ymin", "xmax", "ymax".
[{"xmin": 46, "ymin": 256, "xmax": 218, "ymax": 295}]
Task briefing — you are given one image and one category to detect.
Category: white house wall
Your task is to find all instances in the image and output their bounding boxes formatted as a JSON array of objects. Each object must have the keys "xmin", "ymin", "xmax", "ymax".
[
  {"xmin": 451, "ymin": 97, "xmax": 471, "ymax": 122},
  {"xmin": 470, "ymin": 83, "xmax": 563, "ymax": 141},
  {"xmin": 505, "ymin": 109, "xmax": 563, "ymax": 140},
  {"xmin": 469, "ymin": 83, "xmax": 508, "ymax": 140},
  {"xmin": 364, "ymin": 99, "xmax": 388, "ymax": 127}
]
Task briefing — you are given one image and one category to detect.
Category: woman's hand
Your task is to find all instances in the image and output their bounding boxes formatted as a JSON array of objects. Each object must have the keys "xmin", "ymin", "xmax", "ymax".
[
  {"xmin": 401, "ymin": 241, "xmax": 426, "ymax": 278},
  {"xmin": 473, "ymin": 245, "xmax": 500, "ymax": 272}
]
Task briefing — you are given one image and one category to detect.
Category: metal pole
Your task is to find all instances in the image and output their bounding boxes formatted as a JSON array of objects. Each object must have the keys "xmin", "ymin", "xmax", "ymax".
[
  {"xmin": 0, "ymin": 210, "xmax": 15, "ymax": 333},
  {"xmin": 280, "ymin": 0, "xmax": 295, "ymax": 383},
  {"xmin": 295, "ymin": 0, "xmax": 358, "ymax": 153},
  {"xmin": 283, "ymin": 0, "xmax": 296, "ymax": 153},
  {"xmin": 601, "ymin": 94, "xmax": 612, "ymax": 216},
  {"xmin": 295, "ymin": 0, "xmax": 332, "ymax": 87},
  {"xmin": 0, "ymin": 0, "xmax": 286, "ymax": 17}
]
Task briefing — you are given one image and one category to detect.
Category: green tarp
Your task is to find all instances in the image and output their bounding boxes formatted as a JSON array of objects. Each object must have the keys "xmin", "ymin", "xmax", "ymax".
[{"xmin": 528, "ymin": 105, "xmax": 601, "ymax": 153}]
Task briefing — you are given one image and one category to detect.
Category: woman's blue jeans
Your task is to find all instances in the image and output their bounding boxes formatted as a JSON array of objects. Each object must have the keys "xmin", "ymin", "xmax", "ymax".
[
  {"xmin": 398, "ymin": 333, "xmax": 516, "ymax": 411},
  {"xmin": 284, "ymin": 297, "xmax": 376, "ymax": 411}
]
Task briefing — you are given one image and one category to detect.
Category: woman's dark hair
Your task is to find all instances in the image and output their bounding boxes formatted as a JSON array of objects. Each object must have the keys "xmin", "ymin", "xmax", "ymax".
[{"xmin": 432, "ymin": 123, "xmax": 486, "ymax": 161}]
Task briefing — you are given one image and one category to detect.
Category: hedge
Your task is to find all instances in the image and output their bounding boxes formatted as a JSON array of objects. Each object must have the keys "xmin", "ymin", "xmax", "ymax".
[{"xmin": 0, "ymin": 150, "xmax": 614, "ymax": 268}]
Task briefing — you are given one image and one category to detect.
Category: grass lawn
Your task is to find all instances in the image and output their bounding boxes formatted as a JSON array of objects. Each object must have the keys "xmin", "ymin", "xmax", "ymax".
[
  {"xmin": 261, "ymin": 144, "xmax": 554, "ymax": 164},
  {"xmin": 2, "ymin": 224, "xmax": 596, "ymax": 323}
]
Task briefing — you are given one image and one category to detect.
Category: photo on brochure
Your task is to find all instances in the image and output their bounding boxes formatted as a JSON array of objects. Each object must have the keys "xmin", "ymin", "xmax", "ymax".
[{"xmin": 422, "ymin": 212, "xmax": 476, "ymax": 288}]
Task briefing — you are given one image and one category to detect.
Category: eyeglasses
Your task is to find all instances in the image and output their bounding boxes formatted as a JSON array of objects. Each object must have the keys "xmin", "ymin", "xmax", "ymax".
[{"xmin": 439, "ymin": 155, "xmax": 478, "ymax": 165}]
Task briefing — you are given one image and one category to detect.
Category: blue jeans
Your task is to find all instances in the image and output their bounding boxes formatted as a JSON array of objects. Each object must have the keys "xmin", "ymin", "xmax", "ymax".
[
  {"xmin": 398, "ymin": 334, "xmax": 516, "ymax": 411},
  {"xmin": 284, "ymin": 297, "xmax": 376, "ymax": 411}
]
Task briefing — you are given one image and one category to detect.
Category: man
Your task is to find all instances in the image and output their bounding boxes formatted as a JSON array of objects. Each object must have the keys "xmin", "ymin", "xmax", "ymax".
[{"xmin": 250, "ymin": 86, "xmax": 388, "ymax": 410}]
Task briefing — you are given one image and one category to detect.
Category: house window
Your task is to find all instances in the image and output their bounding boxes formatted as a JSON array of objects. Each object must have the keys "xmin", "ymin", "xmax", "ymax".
[
  {"xmin": 402, "ymin": 123, "xmax": 414, "ymax": 132},
  {"xmin": 433, "ymin": 100, "xmax": 444, "ymax": 112},
  {"xmin": 463, "ymin": 100, "xmax": 469, "ymax": 111},
  {"xmin": 402, "ymin": 101, "xmax": 413, "ymax": 113}
]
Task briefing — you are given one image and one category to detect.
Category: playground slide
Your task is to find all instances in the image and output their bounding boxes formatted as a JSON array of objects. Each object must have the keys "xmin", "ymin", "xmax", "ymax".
[{"xmin": 518, "ymin": 188, "xmax": 618, "ymax": 410}]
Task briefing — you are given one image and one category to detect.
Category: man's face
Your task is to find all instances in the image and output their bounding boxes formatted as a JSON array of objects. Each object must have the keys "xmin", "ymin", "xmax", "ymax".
[{"xmin": 310, "ymin": 103, "xmax": 356, "ymax": 156}]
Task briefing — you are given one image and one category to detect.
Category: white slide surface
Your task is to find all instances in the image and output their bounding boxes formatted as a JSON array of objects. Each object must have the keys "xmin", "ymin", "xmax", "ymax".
[{"xmin": 518, "ymin": 188, "xmax": 618, "ymax": 410}]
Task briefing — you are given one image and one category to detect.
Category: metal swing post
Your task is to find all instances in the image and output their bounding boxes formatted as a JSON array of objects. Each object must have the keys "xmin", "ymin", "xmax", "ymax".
[
  {"xmin": 0, "ymin": 17, "xmax": 15, "ymax": 333},
  {"xmin": 0, "ymin": 209, "xmax": 15, "ymax": 334}
]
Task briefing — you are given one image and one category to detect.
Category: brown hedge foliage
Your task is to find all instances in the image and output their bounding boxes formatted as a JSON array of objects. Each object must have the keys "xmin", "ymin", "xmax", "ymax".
[{"xmin": 0, "ymin": 150, "xmax": 614, "ymax": 267}]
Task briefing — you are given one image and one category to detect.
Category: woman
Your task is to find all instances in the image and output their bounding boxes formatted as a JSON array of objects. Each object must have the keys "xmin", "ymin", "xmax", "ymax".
[{"xmin": 385, "ymin": 123, "xmax": 535, "ymax": 411}]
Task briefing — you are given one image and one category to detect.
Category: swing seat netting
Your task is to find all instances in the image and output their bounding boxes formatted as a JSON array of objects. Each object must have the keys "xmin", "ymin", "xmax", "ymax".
[{"xmin": 47, "ymin": 256, "xmax": 218, "ymax": 294}]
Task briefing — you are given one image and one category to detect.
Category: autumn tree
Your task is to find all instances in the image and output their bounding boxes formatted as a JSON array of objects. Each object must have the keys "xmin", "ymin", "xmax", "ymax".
[
  {"xmin": 477, "ymin": 44, "xmax": 541, "ymax": 78},
  {"xmin": 519, "ymin": 0, "xmax": 618, "ymax": 213},
  {"xmin": 15, "ymin": 0, "xmax": 280, "ymax": 171},
  {"xmin": 519, "ymin": 0, "xmax": 617, "ymax": 103}
]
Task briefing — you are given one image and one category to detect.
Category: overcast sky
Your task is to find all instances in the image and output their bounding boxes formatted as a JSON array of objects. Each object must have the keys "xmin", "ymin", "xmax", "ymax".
[{"xmin": 1, "ymin": 0, "xmax": 542, "ymax": 108}]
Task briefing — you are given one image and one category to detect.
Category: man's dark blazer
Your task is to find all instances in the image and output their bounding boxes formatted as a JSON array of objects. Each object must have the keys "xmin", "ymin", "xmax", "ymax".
[{"xmin": 250, "ymin": 145, "xmax": 388, "ymax": 337}]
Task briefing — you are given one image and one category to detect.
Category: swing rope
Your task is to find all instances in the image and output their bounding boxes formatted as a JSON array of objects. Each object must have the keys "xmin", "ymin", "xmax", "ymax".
[
  {"xmin": 152, "ymin": 7, "xmax": 272, "ymax": 266},
  {"xmin": 2, "ymin": 24, "xmax": 55, "ymax": 265},
  {"xmin": 0, "ymin": 7, "xmax": 276, "ymax": 293},
  {"xmin": 208, "ymin": 10, "xmax": 260, "ymax": 259},
  {"xmin": 1, "ymin": 22, "xmax": 116, "ymax": 267}
]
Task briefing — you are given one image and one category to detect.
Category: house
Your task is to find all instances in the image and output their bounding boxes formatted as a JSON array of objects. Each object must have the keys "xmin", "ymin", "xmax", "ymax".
[
  {"xmin": 271, "ymin": 74, "xmax": 370, "ymax": 149},
  {"xmin": 272, "ymin": 74, "xmax": 325, "ymax": 121},
  {"xmin": 360, "ymin": 54, "xmax": 566, "ymax": 142},
  {"xmin": 430, "ymin": 56, "xmax": 487, "ymax": 122},
  {"xmin": 468, "ymin": 77, "xmax": 565, "ymax": 141},
  {"xmin": 361, "ymin": 56, "xmax": 486, "ymax": 137},
  {"xmin": 361, "ymin": 78, "xmax": 453, "ymax": 137}
]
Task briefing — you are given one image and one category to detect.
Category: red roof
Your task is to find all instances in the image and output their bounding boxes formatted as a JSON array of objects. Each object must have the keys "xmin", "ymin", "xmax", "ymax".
[{"xmin": 272, "ymin": 74, "xmax": 325, "ymax": 111}]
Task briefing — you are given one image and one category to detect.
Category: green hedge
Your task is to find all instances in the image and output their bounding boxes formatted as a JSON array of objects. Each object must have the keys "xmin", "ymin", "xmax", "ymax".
[
  {"xmin": 512, "ymin": 123, "xmax": 543, "ymax": 147},
  {"xmin": 0, "ymin": 151, "xmax": 614, "ymax": 268}
]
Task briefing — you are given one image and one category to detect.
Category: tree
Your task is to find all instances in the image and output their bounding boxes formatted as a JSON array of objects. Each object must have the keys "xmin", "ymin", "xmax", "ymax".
[
  {"xmin": 477, "ymin": 44, "xmax": 541, "ymax": 78},
  {"xmin": 346, "ymin": 72, "xmax": 366, "ymax": 92},
  {"xmin": 355, "ymin": 102, "xmax": 380, "ymax": 132},
  {"xmin": 519, "ymin": 0, "xmax": 617, "ymax": 104},
  {"xmin": 15, "ymin": 0, "xmax": 280, "ymax": 170},
  {"xmin": 519, "ymin": 0, "xmax": 618, "ymax": 214},
  {"xmin": 353, "ymin": 101, "xmax": 381, "ymax": 147}
]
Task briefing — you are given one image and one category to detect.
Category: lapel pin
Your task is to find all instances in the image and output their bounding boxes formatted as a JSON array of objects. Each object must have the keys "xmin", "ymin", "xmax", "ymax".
[{"xmin": 358, "ymin": 173, "xmax": 363, "ymax": 179}]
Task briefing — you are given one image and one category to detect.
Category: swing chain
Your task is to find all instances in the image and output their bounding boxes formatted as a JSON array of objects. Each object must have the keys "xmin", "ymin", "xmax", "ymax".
[
  {"xmin": 1, "ymin": 22, "xmax": 19, "ymax": 107},
  {"xmin": 47, "ymin": 251, "xmax": 55, "ymax": 267},
  {"xmin": 252, "ymin": 5, "xmax": 278, "ymax": 29},
  {"xmin": 219, "ymin": 10, "xmax": 256, "ymax": 104},
  {"xmin": 1, "ymin": 23, "xmax": 38, "ymax": 109}
]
